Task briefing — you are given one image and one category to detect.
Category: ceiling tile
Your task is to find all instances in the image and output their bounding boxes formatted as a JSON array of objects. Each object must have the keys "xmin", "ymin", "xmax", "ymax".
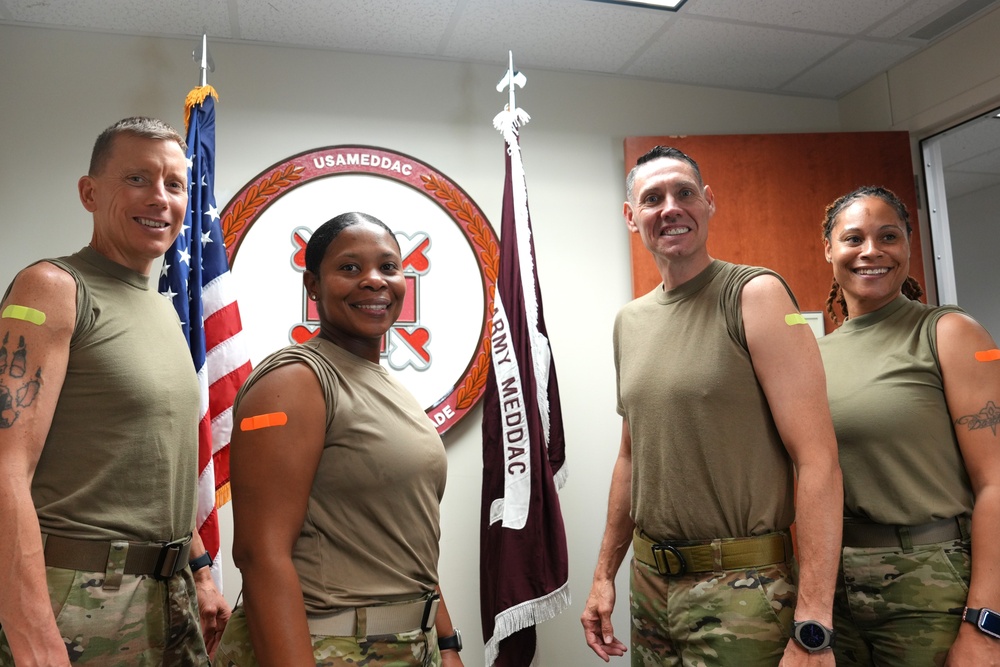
[
  {"xmin": 235, "ymin": 0, "xmax": 460, "ymax": 54},
  {"xmin": 781, "ymin": 40, "xmax": 919, "ymax": 98},
  {"xmin": 938, "ymin": 114, "xmax": 1000, "ymax": 166},
  {"xmin": 867, "ymin": 0, "xmax": 963, "ymax": 38},
  {"xmin": 625, "ymin": 17, "xmax": 846, "ymax": 90},
  {"xmin": 6, "ymin": 0, "xmax": 231, "ymax": 37},
  {"xmin": 684, "ymin": 0, "xmax": 913, "ymax": 34},
  {"xmin": 443, "ymin": 0, "xmax": 671, "ymax": 72}
]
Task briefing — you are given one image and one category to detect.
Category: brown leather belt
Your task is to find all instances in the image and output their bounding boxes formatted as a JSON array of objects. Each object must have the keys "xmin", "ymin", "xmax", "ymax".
[
  {"xmin": 842, "ymin": 516, "xmax": 967, "ymax": 549},
  {"xmin": 43, "ymin": 533, "xmax": 193, "ymax": 580},
  {"xmin": 306, "ymin": 594, "xmax": 440, "ymax": 636},
  {"xmin": 633, "ymin": 528, "xmax": 792, "ymax": 576}
]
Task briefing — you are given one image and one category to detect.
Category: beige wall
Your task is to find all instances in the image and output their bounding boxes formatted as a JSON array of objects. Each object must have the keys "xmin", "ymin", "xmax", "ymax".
[
  {"xmin": 0, "ymin": 10, "xmax": 995, "ymax": 663},
  {"xmin": 838, "ymin": 5, "xmax": 1000, "ymax": 304},
  {"xmin": 839, "ymin": 4, "xmax": 1000, "ymax": 135}
]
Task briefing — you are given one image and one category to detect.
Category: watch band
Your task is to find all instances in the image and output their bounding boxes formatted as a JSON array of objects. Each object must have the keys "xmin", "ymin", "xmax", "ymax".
[
  {"xmin": 438, "ymin": 629, "xmax": 462, "ymax": 652},
  {"xmin": 189, "ymin": 551, "xmax": 213, "ymax": 573},
  {"xmin": 963, "ymin": 606, "xmax": 1000, "ymax": 639}
]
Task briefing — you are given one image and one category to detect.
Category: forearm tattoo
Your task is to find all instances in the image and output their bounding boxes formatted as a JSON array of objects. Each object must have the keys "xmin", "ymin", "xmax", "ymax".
[
  {"xmin": 0, "ymin": 332, "xmax": 42, "ymax": 428},
  {"xmin": 955, "ymin": 401, "xmax": 1000, "ymax": 437}
]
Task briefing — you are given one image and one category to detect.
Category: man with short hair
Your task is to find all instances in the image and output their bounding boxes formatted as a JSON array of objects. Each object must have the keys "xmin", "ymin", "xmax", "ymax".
[
  {"xmin": 582, "ymin": 146, "xmax": 843, "ymax": 666},
  {"xmin": 0, "ymin": 117, "xmax": 229, "ymax": 666}
]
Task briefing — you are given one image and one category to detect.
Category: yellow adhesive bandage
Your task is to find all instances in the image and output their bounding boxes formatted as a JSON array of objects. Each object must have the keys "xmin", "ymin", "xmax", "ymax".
[
  {"xmin": 975, "ymin": 349, "xmax": 1000, "ymax": 362},
  {"xmin": 2, "ymin": 305, "xmax": 46, "ymax": 326},
  {"xmin": 784, "ymin": 313, "xmax": 808, "ymax": 326},
  {"xmin": 240, "ymin": 412, "xmax": 288, "ymax": 431}
]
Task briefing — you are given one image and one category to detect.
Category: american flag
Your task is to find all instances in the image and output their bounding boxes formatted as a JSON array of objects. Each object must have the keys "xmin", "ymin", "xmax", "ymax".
[
  {"xmin": 480, "ymin": 102, "xmax": 570, "ymax": 667},
  {"xmin": 159, "ymin": 86, "xmax": 252, "ymax": 586}
]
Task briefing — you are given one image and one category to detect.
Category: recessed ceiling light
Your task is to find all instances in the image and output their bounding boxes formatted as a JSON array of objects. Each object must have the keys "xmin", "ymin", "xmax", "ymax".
[{"xmin": 586, "ymin": 0, "xmax": 687, "ymax": 10}]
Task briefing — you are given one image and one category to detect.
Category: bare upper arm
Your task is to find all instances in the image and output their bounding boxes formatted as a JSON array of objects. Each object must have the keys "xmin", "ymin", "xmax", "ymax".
[
  {"xmin": 230, "ymin": 361, "xmax": 328, "ymax": 562},
  {"xmin": 0, "ymin": 262, "xmax": 77, "ymax": 481},
  {"xmin": 937, "ymin": 312, "xmax": 1000, "ymax": 494},
  {"xmin": 741, "ymin": 274, "xmax": 837, "ymax": 467}
]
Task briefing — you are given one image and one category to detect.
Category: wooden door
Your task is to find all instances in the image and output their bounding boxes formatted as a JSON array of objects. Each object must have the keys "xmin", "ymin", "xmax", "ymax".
[{"xmin": 624, "ymin": 133, "xmax": 924, "ymax": 334}]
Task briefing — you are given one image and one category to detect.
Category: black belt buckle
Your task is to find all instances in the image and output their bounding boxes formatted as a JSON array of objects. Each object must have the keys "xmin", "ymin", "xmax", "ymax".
[
  {"xmin": 421, "ymin": 593, "xmax": 441, "ymax": 632},
  {"xmin": 153, "ymin": 535, "xmax": 191, "ymax": 580},
  {"xmin": 651, "ymin": 543, "xmax": 687, "ymax": 576}
]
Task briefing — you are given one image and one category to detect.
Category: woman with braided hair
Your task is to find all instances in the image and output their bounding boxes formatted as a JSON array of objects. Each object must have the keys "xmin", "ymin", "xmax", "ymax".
[{"xmin": 818, "ymin": 185, "xmax": 1000, "ymax": 666}]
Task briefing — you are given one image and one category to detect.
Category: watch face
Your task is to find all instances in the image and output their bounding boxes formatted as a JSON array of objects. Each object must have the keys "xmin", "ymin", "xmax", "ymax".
[
  {"xmin": 979, "ymin": 609, "xmax": 1000, "ymax": 639},
  {"xmin": 795, "ymin": 621, "xmax": 830, "ymax": 650}
]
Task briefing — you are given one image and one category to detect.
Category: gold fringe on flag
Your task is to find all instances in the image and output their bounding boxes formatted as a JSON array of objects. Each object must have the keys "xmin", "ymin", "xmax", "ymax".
[
  {"xmin": 216, "ymin": 481, "xmax": 232, "ymax": 508},
  {"xmin": 184, "ymin": 85, "xmax": 219, "ymax": 132}
]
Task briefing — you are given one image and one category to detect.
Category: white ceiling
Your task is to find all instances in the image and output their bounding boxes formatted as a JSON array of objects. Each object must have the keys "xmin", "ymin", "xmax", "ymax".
[
  {"xmin": 2, "ymin": 0, "xmax": 999, "ymax": 100},
  {"xmin": 4, "ymin": 0, "xmax": 1000, "ymax": 199}
]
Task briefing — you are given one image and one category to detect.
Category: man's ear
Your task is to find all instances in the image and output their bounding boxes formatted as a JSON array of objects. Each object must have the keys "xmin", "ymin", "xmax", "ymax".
[
  {"xmin": 623, "ymin": 201, "xmax": 638, "ymax": 234},
  {"xmin": 703, "ymin": 184, "xmax": 716, "ymax": 217},
  {"xmin": 78, "ymin": 175, "xmax": 98, "ymax": 213}
]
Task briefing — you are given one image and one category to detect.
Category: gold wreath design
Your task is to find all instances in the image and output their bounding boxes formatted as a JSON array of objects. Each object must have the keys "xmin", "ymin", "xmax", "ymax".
[
  {"xmin": 421, "ymin": 174, "xmax": 499, "ymax": 410},
  {"xmin": 221, "ymin": 164, "xmax": 305, "ymax": 248}
]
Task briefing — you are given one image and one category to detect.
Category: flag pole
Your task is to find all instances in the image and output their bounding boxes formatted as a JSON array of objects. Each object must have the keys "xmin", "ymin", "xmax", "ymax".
[
  {"xmin": 481, "ymin": 53, "xmax": 570, "ymax": 667},
  {"xmin": 193, "ymin": 33, "xmax": 215, "ymax": 87},
  {"xmin": 494, "ymin": 51, "xmax": 529, "ymax": 143}
]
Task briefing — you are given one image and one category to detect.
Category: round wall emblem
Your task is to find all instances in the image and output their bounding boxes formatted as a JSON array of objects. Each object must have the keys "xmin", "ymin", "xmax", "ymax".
[{"xmin": 221, "ymin": 146, "xmax": 498, "ymax": 434}]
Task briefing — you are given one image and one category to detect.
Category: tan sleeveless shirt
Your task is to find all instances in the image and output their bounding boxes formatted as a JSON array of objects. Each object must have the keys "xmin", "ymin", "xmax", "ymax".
[
  {"xmin": 614, "ymin": 260, "xmax": 796, "ymax": 541},
  {"xmin": 17, "ymin": 247, "xmax": 199, "ymax": 541},
  {"xmin": 819, "ymin": 295, "xmax": 973, "ymax": 524},
  {"xmin": 236, "ymin": 337, "xmax": 447, "ymax": 612}
]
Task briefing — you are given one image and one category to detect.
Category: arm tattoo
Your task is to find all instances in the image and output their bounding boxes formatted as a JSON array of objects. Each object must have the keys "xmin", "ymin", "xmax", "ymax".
[
  {"xmin": 955, "ymin": 401, "xmax": 1000, "ymax": 437},
  {"xmin": 0, "ymin": 332, "xmax": 43, "ymax": 428}
]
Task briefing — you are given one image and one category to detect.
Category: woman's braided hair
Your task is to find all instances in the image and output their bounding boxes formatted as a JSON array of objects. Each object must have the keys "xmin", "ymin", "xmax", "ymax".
[{"xmin": 821, "ymin": 186, "xmax": 923, "ymax": 325}]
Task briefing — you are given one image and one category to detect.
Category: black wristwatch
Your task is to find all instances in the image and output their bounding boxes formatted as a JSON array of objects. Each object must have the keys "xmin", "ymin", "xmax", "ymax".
[
  {"xmin": 438, "ymin": 629, "xmax": 462, "ymax": 653},
  {"xmin": 792, "ymin": 620, "xmax": 835, "ymax": 652},
  {"xmin": 963, "ymin": 606, "xmax": 1000, "ymax": 639},
  {"xmin": 189, "ymin": 551, "xmax": 213, "ymax": 573}
]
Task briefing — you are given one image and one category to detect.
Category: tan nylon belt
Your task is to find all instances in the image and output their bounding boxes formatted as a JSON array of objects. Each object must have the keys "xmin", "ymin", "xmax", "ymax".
[
  {"xmin": 307, "ymin": 595, "xmax": 440, "ymax": 637},
  {"xmin": 633, "ymin": 529, "xmax": 791, "ymax": 576},
  {"xmin": 42, "ymin": 533, "xmax": 192, "ymax": 579},
  {"xmin": 842, "ymin": 516, "xmax": 967, "ymax": 549}
]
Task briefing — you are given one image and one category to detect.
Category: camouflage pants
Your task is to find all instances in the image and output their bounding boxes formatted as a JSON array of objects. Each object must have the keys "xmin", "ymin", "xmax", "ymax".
[
  {"xmin": 213, "ymin": 604, "xmax": 442, "ymax": 667},
  {"xmin": 0, "ymin": 562, "xmax": 207, "ymax": 666},
  {"xmin": 834, "ymin": 539, "xmax": 971, "ymax": 666},
  {"xmin": 629, "ymin": 557, "xmax": 796, "ymax": 667}
]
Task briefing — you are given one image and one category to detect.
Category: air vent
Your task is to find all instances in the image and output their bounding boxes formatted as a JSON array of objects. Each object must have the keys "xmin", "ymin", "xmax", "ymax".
[{"xmin": 909, "ymin": 0, "xmax": 997, "ymax": 40}]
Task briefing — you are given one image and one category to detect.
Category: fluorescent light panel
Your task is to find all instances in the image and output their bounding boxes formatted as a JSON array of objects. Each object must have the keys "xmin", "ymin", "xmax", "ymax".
[{"xmin": 587, "ymin": 0, "xmax": 687, "ymax": 10}]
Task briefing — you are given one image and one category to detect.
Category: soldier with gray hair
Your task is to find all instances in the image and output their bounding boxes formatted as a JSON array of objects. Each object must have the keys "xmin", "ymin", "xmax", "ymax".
[{"xmin": 0, "ymin": 117, "xmax": 228, "ymax": 666}]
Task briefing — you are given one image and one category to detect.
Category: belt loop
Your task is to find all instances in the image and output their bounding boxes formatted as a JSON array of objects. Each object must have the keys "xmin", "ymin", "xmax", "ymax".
[
  {"xmin": 898, "ymin": 526, "xmax": 914, "ymax": 553},
  {"xmin": 958, "ymin": 516, "xmax": 971, "ymax": 541},
  {"xmin": 104, "ymin": 540, "xmax": 128, "ymax": 591},
  {"xmin": 711, "ymin": 539, "xmax": 724, "ymax": 575},
  {"xmin": 355, "ymin": 607, "xmax": 368, "ymax": 638}
]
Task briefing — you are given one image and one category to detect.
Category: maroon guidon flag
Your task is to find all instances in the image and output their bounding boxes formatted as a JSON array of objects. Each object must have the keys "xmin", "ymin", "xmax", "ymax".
[{"xmin": 480, "ymin": 85, "xmax": 570, "ymax": 667}]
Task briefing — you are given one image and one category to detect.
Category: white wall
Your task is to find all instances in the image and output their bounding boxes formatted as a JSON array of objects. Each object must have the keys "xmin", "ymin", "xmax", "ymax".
[
  {"xmin": 947, "ymin": 183, "xmax": 1000, "ymax": 340},
  {"xmin": 1, "ymin": 16, "xmax": 993, "ymax": 665},
  {"xmin": 838, "ymin": 5, "xmax": 1000, "ymax": 311}
]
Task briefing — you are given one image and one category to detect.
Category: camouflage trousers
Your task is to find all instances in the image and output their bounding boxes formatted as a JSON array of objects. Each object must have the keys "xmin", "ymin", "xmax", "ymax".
[
  {"xmin": 213, "ymin": 604, "xmax": 442, "ymax": 667},
  {"xmin": 629, "ymin": 557, "xmax": 796, "ymax": 667},
  {"xmin": 0, "ymin": 563, "xmax": 207, "ymax": 666},
  {"xmin": 834, "ymin": 539, "xmax": 971, "ymax": 666}
]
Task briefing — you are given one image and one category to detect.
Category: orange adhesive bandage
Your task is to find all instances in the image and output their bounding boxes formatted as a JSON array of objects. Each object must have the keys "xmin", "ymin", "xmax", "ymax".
[
  {"xmin": 975, "ymin": 349, "xmax": 1000, "ymax": 362},
  {"xmin": 240, "ymin": 412, "xmax": 288, "ymax": 431}
]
